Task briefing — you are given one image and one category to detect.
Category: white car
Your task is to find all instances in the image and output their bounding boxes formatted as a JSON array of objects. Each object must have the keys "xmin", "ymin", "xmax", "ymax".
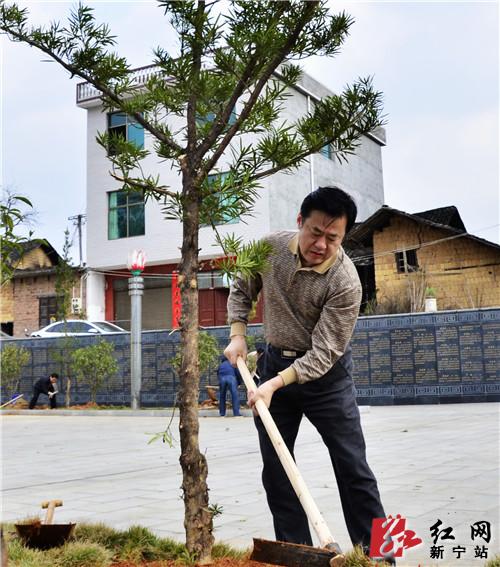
[{"xmin": 31, "ymin": 320, "xmax": 127, "ymax": 338}]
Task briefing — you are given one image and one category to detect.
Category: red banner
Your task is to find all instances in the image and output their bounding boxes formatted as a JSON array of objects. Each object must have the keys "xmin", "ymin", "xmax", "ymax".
[{"xmin": 171, "ymin": 271, "xmax": 182, "ymax": 328}]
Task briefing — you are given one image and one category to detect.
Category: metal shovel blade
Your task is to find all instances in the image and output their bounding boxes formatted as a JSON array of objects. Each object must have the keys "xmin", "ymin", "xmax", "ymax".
[
  {"xmin": 251, "ymin": 537, "xmax": 342, "ymax": 567},
  {"xmin": 15, "ymin": 523, "xmax": 76, "ymax": 550}
]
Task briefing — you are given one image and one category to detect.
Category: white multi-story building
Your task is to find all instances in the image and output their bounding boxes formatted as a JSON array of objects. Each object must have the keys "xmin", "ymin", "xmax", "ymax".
[{"xmin": 77, "ymin": 66, "xmax": 386, "ymax": 329}]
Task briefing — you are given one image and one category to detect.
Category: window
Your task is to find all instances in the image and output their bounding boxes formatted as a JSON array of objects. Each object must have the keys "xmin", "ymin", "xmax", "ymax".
[
  {"xmin": 395, "ymin": 249, "xmax": 419, "ymax": 273},
  {"xmin": 92, "ymin": 322, "xmax": 124, "ymax": 333},
  {"xmin": 46, "ymin": 323, "xmax": 66, "ymax": 333},
  {"xmin": 68, "ymin": 322, "xmax": 94, "ymax": 333},
  {"xmin": 1, "ymin": 322, "xmax": 13, "ymax": 336},
  {"xmin": 319, "ymin": 144, "xmax": 333, "ymax": 160},
  {"xmin": 197, "ymin": 271, "xmax": 229, "ymax": 290},
  {"xmin": 197, "ymin": 107, "xmax": 237, "ymax": 128},
  {"xmin": 108, "ymin": 112, "xmax": 144, "ymax": 155},
  {"xmin": 39, "ymin": 296, "xmax": 59, "ymax": 327},
  {"xmin": 205, "ymin": 172, "xmax": 239, "ymax": 225},
  {"xmin": 108, "ymin": 191, "xmax": 145, "ymax": 239}
]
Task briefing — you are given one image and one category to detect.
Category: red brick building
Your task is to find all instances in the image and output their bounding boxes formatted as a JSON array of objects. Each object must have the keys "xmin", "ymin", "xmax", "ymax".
[{"xmin": 0, "ymin": 241, "xmax": 85, "ymax": 337}]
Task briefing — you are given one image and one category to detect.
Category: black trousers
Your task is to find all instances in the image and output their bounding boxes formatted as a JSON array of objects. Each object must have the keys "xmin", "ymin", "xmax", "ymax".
[
  {"xmin": 29, "ymin": 388, "xmax": 57, "ymax": 409},
  {"xmin": 255, "ymin": 344, "xmax": 385, "ymax": 549}
]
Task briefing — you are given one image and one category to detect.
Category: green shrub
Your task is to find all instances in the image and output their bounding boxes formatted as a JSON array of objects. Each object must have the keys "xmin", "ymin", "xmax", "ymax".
[
  {"xmin": 71, "ymin": 341, "xmax": 118, "ymax": 403},
  {"xmin": 1, "ymin": 344, "xmax": 30, "ymax": 400},
  {"xmin": 171, "ymin": 330, "xmax": 220, "ymax": 377}
]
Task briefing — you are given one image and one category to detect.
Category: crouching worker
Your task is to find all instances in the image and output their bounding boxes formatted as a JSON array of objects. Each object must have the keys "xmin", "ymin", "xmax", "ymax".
[{"xmin": 29, "ymin": 373, "xmax": 59, "ymax": 409}]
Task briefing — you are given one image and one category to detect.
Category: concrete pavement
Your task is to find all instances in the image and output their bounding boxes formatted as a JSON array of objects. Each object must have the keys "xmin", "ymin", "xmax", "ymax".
[{"xmin": 1, "ymin": 403, "xmax": 499, "ymax": 566}]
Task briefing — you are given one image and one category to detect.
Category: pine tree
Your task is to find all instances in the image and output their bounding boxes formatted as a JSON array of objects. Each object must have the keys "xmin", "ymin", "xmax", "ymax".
[{"xmin": 0, "ymin": 1, "xmax": 384, "ymax": 560}]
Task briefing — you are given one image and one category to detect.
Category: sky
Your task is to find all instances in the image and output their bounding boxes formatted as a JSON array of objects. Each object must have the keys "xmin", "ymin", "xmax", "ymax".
[{"xmin": 1, "ymin": 0, "xmax": 499, "ymax": 265}]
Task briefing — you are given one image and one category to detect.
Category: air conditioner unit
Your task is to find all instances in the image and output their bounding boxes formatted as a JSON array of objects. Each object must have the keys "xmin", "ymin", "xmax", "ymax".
[{"xmin": 71, "ymin": 297, "xmax": 82, "ymax": 314}]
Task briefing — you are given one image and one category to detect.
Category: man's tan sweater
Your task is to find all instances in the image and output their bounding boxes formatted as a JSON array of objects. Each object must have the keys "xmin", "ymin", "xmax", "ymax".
[{"xmin": 227, "ymin": 231, "xmax": 362, "ymax": 385}]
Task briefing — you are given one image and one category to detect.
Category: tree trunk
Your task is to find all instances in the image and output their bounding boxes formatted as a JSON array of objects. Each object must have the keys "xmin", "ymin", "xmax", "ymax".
[
  {"xmin": 178, "ymin": 183, "xmax": 214, "ymax": 562},
  {"xmin": 65, "ymin": 376, "xmax": 71, "ymax": 408}
]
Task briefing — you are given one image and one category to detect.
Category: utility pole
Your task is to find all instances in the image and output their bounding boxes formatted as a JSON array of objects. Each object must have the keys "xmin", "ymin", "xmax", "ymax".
[{"xmin": 68, "ymin": 213, "xmax": 86, "ymax": 266}]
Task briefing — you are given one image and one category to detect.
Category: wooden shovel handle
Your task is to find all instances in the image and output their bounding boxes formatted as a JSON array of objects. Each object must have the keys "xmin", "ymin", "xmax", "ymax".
[
  {"xmin": 236, "ymin": 357, "xmax": 340, "ymax": 551},
  {"xmin": 41, "ymin": 499, "xmax": 63, "ymax": 525}
]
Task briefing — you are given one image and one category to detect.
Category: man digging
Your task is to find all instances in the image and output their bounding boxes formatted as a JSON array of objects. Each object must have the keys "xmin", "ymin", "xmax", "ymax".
[
  {"xmin": 225, "ymin": 186, "xmax": 394, "ymax": 565},
  {"xmin": 29, "ymin": 373, "xmax": 59, "ymax": 409}
]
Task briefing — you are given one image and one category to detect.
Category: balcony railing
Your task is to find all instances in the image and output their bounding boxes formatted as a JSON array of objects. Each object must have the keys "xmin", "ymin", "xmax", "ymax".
[{"xmin": 76, "ymin": 64, "xmax": 164, "ymax": 104}]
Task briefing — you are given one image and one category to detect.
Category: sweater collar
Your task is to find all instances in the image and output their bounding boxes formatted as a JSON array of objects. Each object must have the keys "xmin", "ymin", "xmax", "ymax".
[{"xmin": 287, "ymin": 233, "xmax": 339, "ymax": 274}]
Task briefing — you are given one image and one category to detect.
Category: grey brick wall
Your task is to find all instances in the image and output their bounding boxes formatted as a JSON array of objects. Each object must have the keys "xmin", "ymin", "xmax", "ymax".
[{"xmin": 1, "ymin": 309, "xmax": 498, "ymax": 407}]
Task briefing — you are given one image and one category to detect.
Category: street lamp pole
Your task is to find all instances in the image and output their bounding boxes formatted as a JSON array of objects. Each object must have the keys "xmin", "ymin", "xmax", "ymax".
[{"xmin": 128, "ymin": 250, "xmax": 146, "ymax": 409}]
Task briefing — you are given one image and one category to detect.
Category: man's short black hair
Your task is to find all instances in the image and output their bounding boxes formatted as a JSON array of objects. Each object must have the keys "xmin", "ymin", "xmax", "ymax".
[
  {"xmin": 300, "ymin": 186, "xmax": 358, "ymax": 233},
  {"xmin": 50, "ymin": 373, "xmax": 59, "ymax": 379}
]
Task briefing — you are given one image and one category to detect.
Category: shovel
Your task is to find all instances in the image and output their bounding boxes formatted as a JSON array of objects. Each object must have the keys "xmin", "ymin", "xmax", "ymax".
[
  {"xmin": 15, "ymin": 500, "xmax": 76, "ymax": 550},
  {"xmin": 236, "ymin": 357, "xmax": 345, "ymax": 567}
]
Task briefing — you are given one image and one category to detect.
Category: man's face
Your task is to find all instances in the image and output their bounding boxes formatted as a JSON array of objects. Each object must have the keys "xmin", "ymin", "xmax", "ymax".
[
  {"xmin": 50, "ymin": 377, "xmax": 57, "ymax": 384},
  {"xmin": 297, "ymin": 210, "xmax": 347, "ymax": 267}
]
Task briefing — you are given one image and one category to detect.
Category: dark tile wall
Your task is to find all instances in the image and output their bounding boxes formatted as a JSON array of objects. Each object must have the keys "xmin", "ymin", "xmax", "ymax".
[{"xmin": 1, "ymin": 308, "xmax": 498, "ymax": 406}]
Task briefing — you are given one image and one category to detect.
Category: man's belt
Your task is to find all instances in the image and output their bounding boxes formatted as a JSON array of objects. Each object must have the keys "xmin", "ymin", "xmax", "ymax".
[{"xmin": 268, "ymin": 345, "xmax": 306, "ymax": 359}]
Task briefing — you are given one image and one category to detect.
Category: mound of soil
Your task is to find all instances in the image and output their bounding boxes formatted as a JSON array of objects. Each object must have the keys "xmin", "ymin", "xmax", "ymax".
[
  {"xmin": 112, "ymin": 560, "xmax": 274, "ymax": 567},
  {"xmin": 1, "ymin": 398, "xmax": 29, "ymax": 409},
  {"xmin": 68, "ymin": 402, "xmax": 101, "ymax": 410}
]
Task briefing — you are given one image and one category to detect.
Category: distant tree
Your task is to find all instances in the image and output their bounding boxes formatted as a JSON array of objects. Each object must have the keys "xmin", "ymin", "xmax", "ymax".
[
  {"xmin": 51, "ymin": 229, "xmax": 80, "ymax": 407},
  {"xmin": 55, "ymin": 228, "xmax": 78, "ymax": 321},
  {"xmin": 50, "ymin": 335, "xmax": 79, "ymax": 407},
  {"xmin": 71, "ymin": 340, "xmax": 119, "ymax": 403},
  {"xmin": 0, "ymin": 344, "xmax": 30, "ymax": 400},
  {"xmin": 0, "ymin": 1, "xmax": 384, "ymax": 560},
  {"xmin": 171, "ymin": 330, "xmax": 220, "ymax": 378},
  {"xmin": 0, "ymin": 189, "xmax": 37, "ymax": 285}
]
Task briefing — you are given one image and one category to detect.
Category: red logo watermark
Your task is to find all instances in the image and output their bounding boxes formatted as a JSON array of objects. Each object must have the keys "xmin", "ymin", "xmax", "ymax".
[{"xmin": 370, "ymin": 515, "xmax": 423, "ymax": 559}]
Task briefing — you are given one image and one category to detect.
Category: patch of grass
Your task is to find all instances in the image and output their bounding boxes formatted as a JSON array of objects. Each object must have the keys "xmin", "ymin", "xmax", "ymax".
[
  {"xmin": 5, "ymin": 527, "xmax": 111, "ymax": 567},
  {"xmin": 155, "ymin": 536, "xmax": 186, "ymax": 558},
  {"xmin": 74, "ymin": 523, "xmax": 185, "ymax": 562},
  {"xmin": 50, "ymin": 541, "xmax": 112, "ymax": 567},
  {"xmin": 6, "ymin": 537, "xmax": 53, "ymax": 567},
  {"xmin": 212, "ymin": 541, "xmax": 248, "ymax": 559},
  {"xmin": 73, "ymin": 523, "xmax": 123, "ymax": 548},
  {"xmin": 175, "ymin": 548, "xmax": 198, "ymax": 565},
  {"xmin": 342, "ymin": 545, "xmax": 392, "ymax": 567},
  {"xmin": 485, "ymin": 555, "xmax": 500, "ymax": 567},
  {"xmin": 5, "ymin": 521, "xmax": 255, "ymax": 566},
  {"xmin": 117, "ymin": 525, "xmax": 172, "ymax": 561}
]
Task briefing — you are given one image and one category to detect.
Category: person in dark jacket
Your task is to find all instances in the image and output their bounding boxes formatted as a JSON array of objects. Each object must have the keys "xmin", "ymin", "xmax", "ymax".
[
  {"xmin": 29, "ymin": 373, "xmax": 59, "ymax": 409},
  {"xmin": 217, "ymin": 356, "xmax": 242, "ymax": 417}
]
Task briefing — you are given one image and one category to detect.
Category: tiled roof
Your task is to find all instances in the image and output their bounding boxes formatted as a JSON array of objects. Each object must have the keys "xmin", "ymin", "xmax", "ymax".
[
  {"xmin": 345, "ymin": 205, "xmax": 500, "ymax": 255},
  {"xmin": 9, "ymin": 240, "xmax": 62, "ymax": 268},
  {"xmin": 414, "ymin": 206, "xmax": 466, "ymax": 232}
]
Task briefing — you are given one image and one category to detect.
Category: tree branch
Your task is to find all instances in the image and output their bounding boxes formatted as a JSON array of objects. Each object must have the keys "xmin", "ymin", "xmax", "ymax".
[
  {"xmin": 185, "ymin": 0, "xmax": 206, "ymax": 174},
  {"xmin": 109, "ymin": 172, "xmax": 179, "ymax": 199},
  {"xmin": 0, "ymin": 23, "xmax": 183, "ymax": 156},
  {"xmin": 197, "ymin": 1, "xmax": 320, "ymax": 181}
]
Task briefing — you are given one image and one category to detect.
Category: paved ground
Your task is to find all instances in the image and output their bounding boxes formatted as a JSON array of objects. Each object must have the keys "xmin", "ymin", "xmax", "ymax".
[{"xmin": 1, "ymin": 403, "xmax": 499, "ymax": 566}]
